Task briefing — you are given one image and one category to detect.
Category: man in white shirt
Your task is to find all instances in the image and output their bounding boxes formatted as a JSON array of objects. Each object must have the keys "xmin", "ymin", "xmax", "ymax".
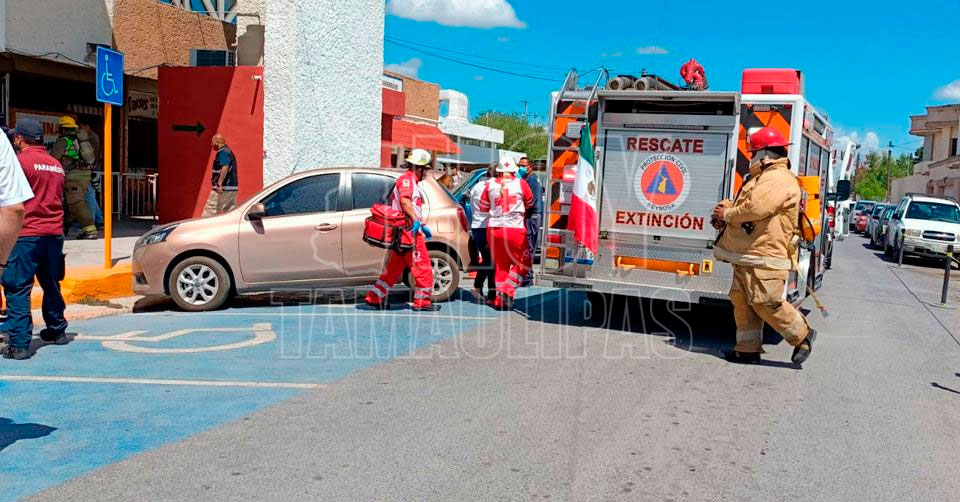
[{"xmin": 0, "ymin": 132, "xmax": 34, "ymax": 358}]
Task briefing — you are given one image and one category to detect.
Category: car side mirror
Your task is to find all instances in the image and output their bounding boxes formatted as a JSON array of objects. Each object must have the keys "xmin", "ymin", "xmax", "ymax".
[
  {"xmin": 891, "ymin": 213, "xmax": 901, "ymax": 221},
  {"xmin": 247, "ymin": 203, "xmax": 267, "ymax": 220}
]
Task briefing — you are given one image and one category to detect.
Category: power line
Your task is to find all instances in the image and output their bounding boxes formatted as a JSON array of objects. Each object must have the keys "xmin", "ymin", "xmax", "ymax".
[
  {"xmin": 385, "ymin": 39, "xmax": 564, "ymax": 83},
  {"xmin": 386, "ymin": 36, "xmax": 571, "ymax": 72}
]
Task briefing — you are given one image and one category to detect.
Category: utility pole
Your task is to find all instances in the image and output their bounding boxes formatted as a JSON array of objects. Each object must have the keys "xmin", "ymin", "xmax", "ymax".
[
  {"xmin": 521, "ymin": 100, "xmax": 529, "ymax": 122},
  {"xmin": 886, "ymin": 140, "xmax": 894, "ymax": 202}
]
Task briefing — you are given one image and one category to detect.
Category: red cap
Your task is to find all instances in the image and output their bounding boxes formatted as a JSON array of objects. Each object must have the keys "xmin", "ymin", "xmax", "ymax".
[{"xmin": 749, "ymin": 127, "xmax": 790, "ymax": 151}]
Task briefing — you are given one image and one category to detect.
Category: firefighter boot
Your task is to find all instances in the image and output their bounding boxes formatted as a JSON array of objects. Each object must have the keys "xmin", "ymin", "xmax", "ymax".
[
  {"xmin": 722, "ymin": 350, "xmax": 761, "ymax": 364},
  {"xmin": 791, "ymin": 328, "xmax": 817, "ymax": 365},
  {"xmin": 363, "ymin": 291, "xmax": 389, "ymax": 310}
]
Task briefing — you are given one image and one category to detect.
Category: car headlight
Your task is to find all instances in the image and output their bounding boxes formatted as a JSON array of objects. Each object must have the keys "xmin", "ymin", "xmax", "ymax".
[
  {"xmin": 905, "ymin": 229, "xmax": 922, "ymax": 237},
  {"xmin": 136, "ymin": 226, "xmax": 177, "ymax": 248}
]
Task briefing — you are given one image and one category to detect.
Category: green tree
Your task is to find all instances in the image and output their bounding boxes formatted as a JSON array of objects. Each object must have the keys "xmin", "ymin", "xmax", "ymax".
[
  {"xmin": 853, "ymin": 152, "xmax": 914, "ymax": 200},
  {"xmin": 473, "ymin": 112, "xmax": 548, "ymax": 161}
]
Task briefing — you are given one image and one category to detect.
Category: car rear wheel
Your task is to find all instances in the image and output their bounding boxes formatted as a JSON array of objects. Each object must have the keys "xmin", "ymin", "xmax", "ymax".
[
  {"xmin": 168, "ymin": 256, "xmax": 232, "ymax": 312},
  {"xmin": 407, "ymin": 249, "xmax": 460, "ymax": 303}
]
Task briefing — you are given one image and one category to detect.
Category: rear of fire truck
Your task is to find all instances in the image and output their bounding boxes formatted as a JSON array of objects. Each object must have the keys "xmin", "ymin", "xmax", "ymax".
[
  {"xmin": 538, "ymin": 70, "xmax": 741, "ymax": 305},
  {"xmin": 539, "ymin": 68, "xmax": 833, "ymax": 306}
]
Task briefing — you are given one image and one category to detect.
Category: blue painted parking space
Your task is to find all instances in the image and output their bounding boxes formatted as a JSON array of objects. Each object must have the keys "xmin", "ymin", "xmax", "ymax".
[{"xmin": 0, "ymin": 290, "xmax": 554, "ymax": 502}]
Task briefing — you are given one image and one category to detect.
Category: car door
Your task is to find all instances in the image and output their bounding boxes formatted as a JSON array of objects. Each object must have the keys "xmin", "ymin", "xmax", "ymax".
[
  {"xmin": 238, "ymin": 172, "xmax": 345, "ymax": 284},
  {"xmin": 341, "ymin": 172, "xmax": 397, "ymax": 277}
]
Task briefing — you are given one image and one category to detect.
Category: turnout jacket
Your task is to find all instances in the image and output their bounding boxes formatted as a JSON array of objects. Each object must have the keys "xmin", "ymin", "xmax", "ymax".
[{"xmin": 714, "ymin": 158, "xmax": 801, "ymax": 270}]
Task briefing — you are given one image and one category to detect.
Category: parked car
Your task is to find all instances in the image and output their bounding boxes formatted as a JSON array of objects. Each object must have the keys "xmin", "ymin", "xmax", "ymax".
[
  {"xmin": 132, "ymin": 167, "xmax": 472, "ymax": 311},
  {"xmin": 851, "ymin": 200, "xmax": 875, "ymax": 232},
  {"xmin": 865, "ymin": 204, "xmax": 887, "ymax": 243},
  {"xmin": 869, "ymin": 205, "xmax": 895, "ymax": 249},
  {"xmin": 885, "ymin": 194, "xmax": 960, "ymax": 260}
]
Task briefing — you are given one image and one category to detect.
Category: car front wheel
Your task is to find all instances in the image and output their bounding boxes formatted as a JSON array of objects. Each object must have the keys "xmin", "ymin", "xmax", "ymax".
[{"xmin": 168, "ymin": 256, "xmax": 232, "ymax": 312}]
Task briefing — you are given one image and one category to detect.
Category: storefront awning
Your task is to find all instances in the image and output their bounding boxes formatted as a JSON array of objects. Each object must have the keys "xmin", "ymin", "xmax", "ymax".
[{"xmin": 391, "ymin": 120, "xmax": 460, "ymax": 154}]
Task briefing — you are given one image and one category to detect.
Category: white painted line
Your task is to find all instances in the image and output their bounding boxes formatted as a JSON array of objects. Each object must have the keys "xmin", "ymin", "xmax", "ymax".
[{"xmin": 0, "ymin": 374, "xmax": 324, "ymax": 389}]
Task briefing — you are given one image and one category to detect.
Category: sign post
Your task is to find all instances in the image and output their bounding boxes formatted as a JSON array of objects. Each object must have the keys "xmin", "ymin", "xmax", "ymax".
[{"xmin": 95, "ymin": 47, "xmax": 124, "ymax": 269}]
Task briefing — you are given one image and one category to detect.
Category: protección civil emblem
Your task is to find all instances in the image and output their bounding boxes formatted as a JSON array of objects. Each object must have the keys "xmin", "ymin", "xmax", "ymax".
[{"xmin": 634, "ymin": 153, "xmax": 691, "ymax": 213}]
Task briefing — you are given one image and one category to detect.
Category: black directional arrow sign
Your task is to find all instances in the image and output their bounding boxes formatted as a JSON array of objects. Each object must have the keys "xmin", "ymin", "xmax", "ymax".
[{"xmin": 172, "ymin": 121, "xmax": 206, "ymax": 136}]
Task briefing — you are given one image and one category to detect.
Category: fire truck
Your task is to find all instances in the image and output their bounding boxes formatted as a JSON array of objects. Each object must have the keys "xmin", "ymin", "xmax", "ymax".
[{"xmin": 538, "ymin": 68, "xmax": 844, "ymax": 306}]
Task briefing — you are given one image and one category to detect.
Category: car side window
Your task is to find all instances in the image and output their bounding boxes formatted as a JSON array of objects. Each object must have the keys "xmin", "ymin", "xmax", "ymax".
[
  {"xmin": 351, "ymin": 174, "xmax": 395, "ymax": 210},
  {"xmin": 261, "ymin": 173, "xmax": 340, "ymax": 217}
]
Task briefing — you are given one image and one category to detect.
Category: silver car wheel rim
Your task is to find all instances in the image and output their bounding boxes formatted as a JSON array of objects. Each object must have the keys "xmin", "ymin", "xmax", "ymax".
[
  {"xmin": 432, "ymin": 257, "xmax": 454, "ymax": 295},
  {"xmin": 177, "ymin": 264, "xmax": 219, "ymax": 306}
]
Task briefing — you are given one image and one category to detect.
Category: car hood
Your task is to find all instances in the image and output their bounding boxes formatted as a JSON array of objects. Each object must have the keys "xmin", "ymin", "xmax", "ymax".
[{"xmin": 903, "ymin": 219, "xmax": 960, "ymax": 234}]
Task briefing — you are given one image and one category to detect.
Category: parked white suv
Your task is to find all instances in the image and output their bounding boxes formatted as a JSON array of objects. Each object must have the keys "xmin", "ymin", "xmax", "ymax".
[{"xmin": 885, "ymin": 194, "xmax": 960, "ymax": 259}]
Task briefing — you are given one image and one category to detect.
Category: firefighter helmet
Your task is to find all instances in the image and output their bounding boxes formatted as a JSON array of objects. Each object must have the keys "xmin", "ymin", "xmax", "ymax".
[
  {"xmin": 59, "ymin": 116, "xmax": 78, "ymax": 129},
  {"xmin": 405, "ymin": 148, "xmax": 432, "ymax": 167},
  {"xmin": 496, "ymin": 156, "xmax": 519, "ymax": 173},
  {"xmin": 749, "ymin": 127, "xmax": 790, "ymax": 151}
]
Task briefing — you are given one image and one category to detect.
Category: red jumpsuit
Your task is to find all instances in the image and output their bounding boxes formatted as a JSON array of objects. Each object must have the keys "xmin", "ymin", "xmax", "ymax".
[
  {"xmin": 365, "ymin": 171, "xmax": 434, "ymax": 308},
  {"xmin": 478, "ymin": 174, "xmax": 534, "ymax": 304}
]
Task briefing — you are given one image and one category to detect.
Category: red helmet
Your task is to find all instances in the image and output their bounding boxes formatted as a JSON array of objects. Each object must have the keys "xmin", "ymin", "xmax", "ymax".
[{"xmin": 749, "ymin": 127, "xmax": 790, "ymax": 151}]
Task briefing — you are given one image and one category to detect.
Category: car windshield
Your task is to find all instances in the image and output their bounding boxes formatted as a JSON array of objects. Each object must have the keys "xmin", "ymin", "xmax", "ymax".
[
  {"xmin": 871, "ymin": 205, "xmax": 886, "ymax": 217},
  {"xmin": 905, "ymin": 201, "xmax": 960, "ymax": 223}
]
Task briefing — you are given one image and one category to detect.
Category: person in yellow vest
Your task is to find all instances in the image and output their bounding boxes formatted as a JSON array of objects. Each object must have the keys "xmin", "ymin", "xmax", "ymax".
[
  {"xmin": 711, "ymin": 127, "xmax": 816, "ymax": 365},
  {"xmin": 50, "ymin": 116, "xmax": 96, "ymax": 239}
]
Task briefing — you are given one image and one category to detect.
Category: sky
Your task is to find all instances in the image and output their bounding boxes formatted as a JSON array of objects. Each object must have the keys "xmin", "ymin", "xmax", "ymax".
[{"xmin": 384, "ymin": 0, "xmax": 960, "ymax": 155}]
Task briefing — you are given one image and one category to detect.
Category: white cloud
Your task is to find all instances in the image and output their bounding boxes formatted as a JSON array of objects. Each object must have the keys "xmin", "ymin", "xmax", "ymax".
[
  {"xmin": 601, "ymin": 52, "xmax": 623, "ymax": 58},
  {"xmin": 385, "ymin": 57, "xmax": 423, "ymax": 78},
  {"xmin": 636, "ymin": 46, "xmax": 669, "ymax": 55},
  {"xmin": 387, "ymin": 0, "xmax": 526, "ymax": 29},
  {"xmin": 835, "ymin": 128, "xmax": 881, "ymax": 152},
  {"xmin": 474, "ymin": 75, "xmax": 484, "ymax": 81},
  {"xmin": 497, "ymin": 37, "xmax": 510, "ymax": 42},
  {"xmin": 933, "ymin": 79, "xmax": 960, "ymax": 101}
]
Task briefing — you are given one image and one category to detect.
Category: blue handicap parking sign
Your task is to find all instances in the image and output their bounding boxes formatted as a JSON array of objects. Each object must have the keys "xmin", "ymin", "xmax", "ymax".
[{"xmin": 96, "ymin": 46, "xmax": 124, "ymax": 106}]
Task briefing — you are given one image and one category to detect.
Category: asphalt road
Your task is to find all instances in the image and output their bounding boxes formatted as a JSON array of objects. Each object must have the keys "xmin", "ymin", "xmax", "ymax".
[{"xmin": 7, "ymin": 234, "xmax": 960, "ymax": 502}]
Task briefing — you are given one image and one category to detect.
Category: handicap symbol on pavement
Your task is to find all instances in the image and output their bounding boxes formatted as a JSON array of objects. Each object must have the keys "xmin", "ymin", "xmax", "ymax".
[{"xmin": 75, "ymin": 323, "xmax": 276, "ymax": 354}]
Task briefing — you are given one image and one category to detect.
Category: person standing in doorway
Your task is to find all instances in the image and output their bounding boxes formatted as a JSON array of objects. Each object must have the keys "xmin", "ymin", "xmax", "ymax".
[
  {"xmin": 202, "ymin": 134, "xmax": 238, "ymax": 217},
  {"xmin": 78, "ymin": 122, "xmax": 103, "ymax": 228},
  {"xmin": 51, "ymin": 116, "xmax": 96, "ymax": 239}
]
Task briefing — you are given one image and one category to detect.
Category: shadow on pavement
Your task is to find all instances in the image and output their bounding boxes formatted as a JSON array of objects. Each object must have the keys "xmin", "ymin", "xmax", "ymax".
[
  {"xmin": 0, "ymin": 417, "xmax": 57, "ymax": 452},
  {"xmin": 516, "ymin": 290, "xmax": 798, "ymax": 369}
]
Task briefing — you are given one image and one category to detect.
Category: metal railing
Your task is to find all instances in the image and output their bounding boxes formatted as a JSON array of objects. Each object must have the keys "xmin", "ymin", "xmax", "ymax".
[{"xmin": 93, "ymin": 171, "xmax": 158, "ymax": 220}]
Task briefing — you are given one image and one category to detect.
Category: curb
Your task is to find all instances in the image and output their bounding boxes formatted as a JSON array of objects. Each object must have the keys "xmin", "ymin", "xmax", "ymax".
[{"xmin": 29, "ymin": 263, "xmax": 133, "ymax": 308}]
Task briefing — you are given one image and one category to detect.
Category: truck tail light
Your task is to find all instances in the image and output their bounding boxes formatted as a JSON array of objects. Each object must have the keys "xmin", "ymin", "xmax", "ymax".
[{"xmin": 456, "ymin": 206, "xmax": 468, "ymax": 231}]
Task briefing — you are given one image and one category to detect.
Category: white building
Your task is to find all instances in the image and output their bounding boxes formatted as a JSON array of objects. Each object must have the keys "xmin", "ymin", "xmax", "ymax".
[
  {"xmin": 438, "ymin": 89, "xmax": 524, "ymax": 170},
  {"xmin": 891, "ymin": 104, "xmax": 960, "ymax": 202}
]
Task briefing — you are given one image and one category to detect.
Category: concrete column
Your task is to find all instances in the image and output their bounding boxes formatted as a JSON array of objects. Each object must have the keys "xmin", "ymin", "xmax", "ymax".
[{"xmin": 260, "ymin": 0, "xmax": 384, "ymax": 184}]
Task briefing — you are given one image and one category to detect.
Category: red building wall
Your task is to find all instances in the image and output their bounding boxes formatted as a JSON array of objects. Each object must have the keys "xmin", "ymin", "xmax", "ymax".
[{"xmin": 157, "ymin": 66, "xmax": 264, "ymax": 223}]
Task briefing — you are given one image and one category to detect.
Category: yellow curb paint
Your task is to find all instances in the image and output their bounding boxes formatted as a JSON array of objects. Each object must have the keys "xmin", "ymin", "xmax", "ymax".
[{"xmin": 29, "ymin": 263, "xmax": 134, "ymax": 308}]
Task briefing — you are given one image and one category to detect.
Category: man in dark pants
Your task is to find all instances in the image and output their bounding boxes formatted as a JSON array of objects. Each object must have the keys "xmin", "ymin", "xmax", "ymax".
[
  {"xmin": 519, "ymin": 157, "xmax": 543, "ymax": 286},
  {"xmin": 1, "ymin": 119, "xmax": 68, "ymax": 360}
]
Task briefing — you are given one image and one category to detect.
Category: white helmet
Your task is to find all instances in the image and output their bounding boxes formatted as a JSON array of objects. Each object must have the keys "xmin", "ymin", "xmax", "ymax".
[
  {"xmin": 496, "ymin": 156, "xmax": 519, "ymax": 173},
  {"xmin": 405, "ymin": 148, "xmax": 432, "ymax": 167}
]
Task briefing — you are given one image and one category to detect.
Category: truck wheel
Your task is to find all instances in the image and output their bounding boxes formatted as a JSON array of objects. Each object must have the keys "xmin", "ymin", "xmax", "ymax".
[
  {"xmin": 168, "ymin": 256, "xmax": 232, "ymax": 312},
  {"xmin": 407, "ymin": 249, "xmax": 460, "ymax": 303}
]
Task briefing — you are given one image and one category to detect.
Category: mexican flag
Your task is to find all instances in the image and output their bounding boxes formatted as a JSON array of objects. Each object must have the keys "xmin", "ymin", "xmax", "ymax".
[{"xmin": 568, "ymin": 124, "xmax": 599, "ymax": 254}]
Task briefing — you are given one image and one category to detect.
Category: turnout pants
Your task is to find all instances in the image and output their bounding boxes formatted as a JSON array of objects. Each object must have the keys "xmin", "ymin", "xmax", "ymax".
[
  {"xmin": 488, "ymin": 226, "xmax": 531, "ymax": 299},
  {"xmin": 1, "ymin": 236, "xmax": 68, "ymax": 349},
  {"xmin": 64, "ymin": 171, "xmax": 95, "ymax": 235},
  {"xmin": 368, "ymin": 235, "xmax": 433, "ymax": 303},
  {"xmin": 729, "ymin": 265, "xmax": 810, "ymax": 353}
]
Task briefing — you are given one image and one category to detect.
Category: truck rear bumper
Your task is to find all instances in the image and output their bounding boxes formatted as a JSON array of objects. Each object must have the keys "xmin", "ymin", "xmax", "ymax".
[{"xmin": 537, "ymin": 273, "xmax": 730, "ymax": 305}]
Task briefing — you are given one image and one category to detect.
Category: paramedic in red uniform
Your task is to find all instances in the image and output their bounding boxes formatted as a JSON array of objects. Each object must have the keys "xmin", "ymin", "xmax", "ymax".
[
  {"xmin": 477, "ymin": 156, "xmax": 534, "ymax": 311},
  {"xmin": 364, "ymin": 149, "xmax": 436, "ymax": 311}
]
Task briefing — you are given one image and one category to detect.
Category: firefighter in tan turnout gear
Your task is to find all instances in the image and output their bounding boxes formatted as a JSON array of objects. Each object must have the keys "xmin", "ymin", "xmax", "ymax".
[{"xmin": 711, "ymin": 127, "xmax": 817, "ymax": 365}]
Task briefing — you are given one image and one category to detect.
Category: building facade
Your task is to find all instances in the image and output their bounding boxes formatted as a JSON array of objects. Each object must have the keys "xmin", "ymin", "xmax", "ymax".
[
  {"xmin": 891, "ymin": 104, "xmax": 960, "ymax": 202},
  {"xmin": 380, "ymin": 70, "xmax": 459, "ymax": 168}
]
